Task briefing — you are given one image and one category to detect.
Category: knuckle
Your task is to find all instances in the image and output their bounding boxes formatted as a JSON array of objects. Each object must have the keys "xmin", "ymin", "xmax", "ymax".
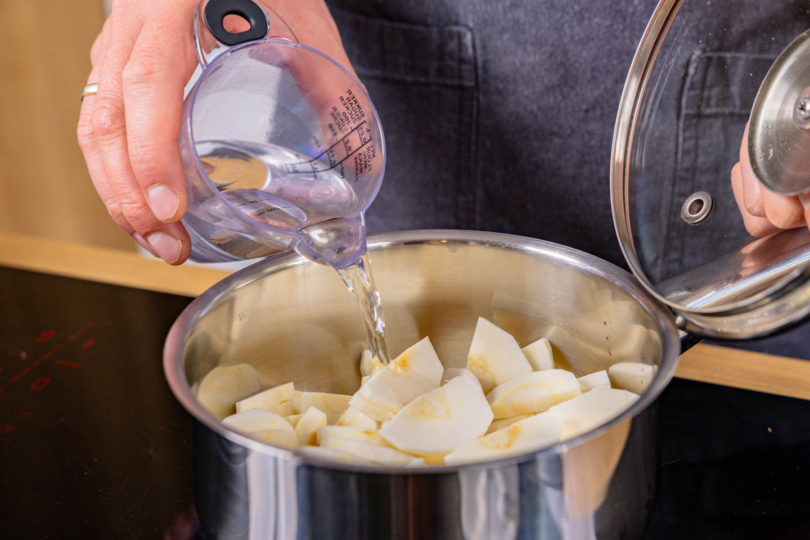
[
  {"xmin": 743, "ymin": 196, "xmax": 761, "ymax": 216},
  {"xmin": 104, "ymin": 201, "xmax": 134, "ymax": 233},
  {"xmin": 91, "ymin": 99, "xmax": 126, "ymax": 140},
  {"xmin": 763, "ymin": 198, "xmax": 802, "ymax": 230},
  {"xmin": 122, "ymin": 52, "xmax": 164, "ymax": 89},
  {"xmin": 768, "ymin": 211, "xmax": 801, "ymax": 230},
  {"xmin": 128, "ymin": 142, "xmax": 164, "ymax": 179},
  {"xmin": 76, "ymin": 120, "xmax": 96, "ymax": 152},
  {"xmin": 118, "ymin": 195, "xmax": 158, "ymax": 232}
]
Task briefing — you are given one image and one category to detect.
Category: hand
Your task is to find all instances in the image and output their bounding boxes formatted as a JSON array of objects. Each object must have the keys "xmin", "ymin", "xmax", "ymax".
[
  {"xmin": 731, "ymin": 124, "xmax": 810, "ymax": 238},
  {"xmin": 77, "ymin": 0, "xmax": 358, "ymax": 264}
]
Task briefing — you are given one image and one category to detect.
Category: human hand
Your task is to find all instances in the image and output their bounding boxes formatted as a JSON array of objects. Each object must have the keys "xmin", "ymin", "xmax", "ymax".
[
  {"xmin": 731, "ymin": 124, "xmax": 810, "ymax": 238},
  {"xmin": 77, "ymin": 0, "xmax": 358, "ymax": 264}
]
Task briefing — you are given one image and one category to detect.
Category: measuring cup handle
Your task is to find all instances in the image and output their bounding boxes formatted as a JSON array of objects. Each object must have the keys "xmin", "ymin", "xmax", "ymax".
[
  {"xmin": 204, "ymin": 0, "xmax": 268, "ymax": 46},
  {"xmin": 194, "ymin": 0, "xmax": 299, "ymax": 67}
]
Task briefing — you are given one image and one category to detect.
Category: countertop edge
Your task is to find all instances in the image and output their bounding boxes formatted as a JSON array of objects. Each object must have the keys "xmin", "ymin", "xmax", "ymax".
[{"xmin": 2, "ymin": 232, "xmax": 808, "ymax": 400}]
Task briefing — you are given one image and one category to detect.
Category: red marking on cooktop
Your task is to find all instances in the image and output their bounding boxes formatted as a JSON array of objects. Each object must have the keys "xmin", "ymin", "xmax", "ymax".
[
  {"xmin": 0, "ymin": 359, "xmax": 44, "ymax": 391},
  {"xmin": 2, "ymin": 423, "xmax": 16, "ymax": 434},
  {"xmin": 30, "ymin": 377, "xmax": 50, "ymax": 391},
  {"xmin": 74, "ymin": 323, "xmax": 93, "ymax": 338},
  {"xmin": 19, "ymin": 411, "xmax": 31, "ymax": 418},
  {"xmin": 37, "ymin": 330, "xmax": 56, "ymax": 343},
  {"xmin": 55, "ymin": 360, "xmax": 80, "ymax": 368},
  {"xmin": 0, "ymin": 322, "xmax": 94, "ymax": 392}
]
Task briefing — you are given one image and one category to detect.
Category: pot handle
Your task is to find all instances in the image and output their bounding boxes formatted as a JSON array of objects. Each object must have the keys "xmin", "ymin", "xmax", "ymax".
[{"xmin": 679, "ymin": 331, "xmax": 701, "ymax": 354}]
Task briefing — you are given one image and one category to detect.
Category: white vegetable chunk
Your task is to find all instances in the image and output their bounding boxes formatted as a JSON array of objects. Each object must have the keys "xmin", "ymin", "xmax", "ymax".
[
  {"xmin": 486, "ymin": 369, "xmax": 580, "ymax": 419},
  {"xmin": 359, "ymin": 349, "xmax": 385, "ymax": 377},
  {"xmin": 379, "ymin": 373, "xmax": 494, "ymax": 456},
  {"xmin": 486, "ymin": 415, "xmax": 531, "ymax": 434},
  {"xmin": 466, "ymin": 318, "xmax": 533, "ymax": 393},
  {"xmin": 320, "ymin": 438, "xmax": 424, "ymax": 466},
  {"xmin": 336, "ymin": 406, "xmax": 380, "ymax": 430},
  {"xmin": 489, "ymin": 387, "xmax": 554, "ymax": 420},
  {"xmin": 292, "ymin": 391, "xmax": 302, "ymax": 414},
  {"xmin": 577, "ymin": 370, "xmax": 611, "ymax": 393},
  {"xmin": 445, "ymin": 410, "xmax": 563, "ymax": 465},
  {"xmin": 299, "ymin": 392, "xmax": 352, "ymax": 424},
  {"xmin": 196, "ymin": 364, "xmax": 262, "ymax": 419},
  {"xmin": 316, "ymin": 425, "xmax": 392, "ymax": 448},
  {"xmin": 299, "ymin": 445, "xmax": 372, "ymax": 465},
  {"xmin": 222, "ymin": 409, "xmax": 298, "ymax": 447},
  {"xmin": 549, "ymin": 387, "xmax": 639, "ymax": 442},
  {"xmin": 441, "ymin": 368, "xmax": 481, "ymax": 387},
  {"xmin": 267, "ymin": 400, "xmax": 296, "ymax": 417},
  {"xmin": 285, "ymin": 414, "xmax": 302, "ymax": 427},
  {"xmin": 252, "ymin": 429, "xmax": 299, "ymax": 449},
  {"xmin": 608, "ymin": 363, "xmax": 657, "ymax": 394},
  {"xmin": 235, "ymin": 382, "xmax": 295, "ymax": 413},
  {"xmin": 349, "ymin": 337, "xmax": 444, "ymax": 422},
  {"xmin": 295, "ymin": 407, "xmax": 327, "ymax": 445},
  {"xmin": 522, "ymin": 338, "xmax": 555, "ymax": 371}
]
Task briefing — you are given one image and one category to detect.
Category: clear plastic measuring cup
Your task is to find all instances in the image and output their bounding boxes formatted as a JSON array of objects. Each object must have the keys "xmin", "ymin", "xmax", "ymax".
[{"xmin": 180, "ymin": 0, "xmax": 386, "ymax": 268}]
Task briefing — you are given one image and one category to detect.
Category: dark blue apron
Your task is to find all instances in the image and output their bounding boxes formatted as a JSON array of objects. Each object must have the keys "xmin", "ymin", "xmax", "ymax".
[{"xmin": 329, "ymin": 0, "xmax": 810, "ymax": 359}]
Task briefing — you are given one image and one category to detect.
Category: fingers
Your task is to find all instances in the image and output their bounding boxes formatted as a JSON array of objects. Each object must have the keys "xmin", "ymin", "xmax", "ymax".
[
  {"xmin": 122, "ymin": 2, "xmax": 198, "ymax": 225},
  {"xmin": 90, "ymin": 13, "xmax": 115, "ymax": 67},
  {"xmin": 739, "ymin": 128, "xmax": 766, "ymax": 217},
  {"xmin": 730, "ymin": 162, "xmax": 780, "ymax": 237},
  {"xmin": 760, "ymin": 186, "xmax": 806, "ymax": 230},
  {"xmin": 800, "ymin": 193, "xmax": 810, "ymax": 233},
  {"xmin": 737, "ymin": 125, "xmax": 807, "ymax": 232},
  {"xmin": 79, "ymin": 34, "xmax": 161, "ymax": 258},
  {"xmin": 90, "ymin": 4, "xmax": 191, "ymax": 264}
]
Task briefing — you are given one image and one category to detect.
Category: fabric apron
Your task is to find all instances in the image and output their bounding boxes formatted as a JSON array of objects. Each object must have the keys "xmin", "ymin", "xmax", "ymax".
[{"xmin": 328, "ymin": 0, "xmax": 810, "ymax": 359}]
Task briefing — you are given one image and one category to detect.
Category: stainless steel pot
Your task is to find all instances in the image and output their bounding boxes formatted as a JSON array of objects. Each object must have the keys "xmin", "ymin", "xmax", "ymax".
[{"xmin": 164, "ymin": 231, "xmax": 681, "ymax": 540}]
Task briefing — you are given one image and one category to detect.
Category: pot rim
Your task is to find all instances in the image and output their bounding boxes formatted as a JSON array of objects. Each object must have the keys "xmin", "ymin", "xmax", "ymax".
[{"xmin": 164, "ymin": 230, "xmax": 681, "ymax": 474}]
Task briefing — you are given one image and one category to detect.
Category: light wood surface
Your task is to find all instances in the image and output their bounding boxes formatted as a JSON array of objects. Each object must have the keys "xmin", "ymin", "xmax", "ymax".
[
  {"xmin": 1, "ymin": 231, "xmax": 808, "ymax": 400},
  {"xmin": 0, "ymin": 0, "xmax": 134, "ymax": 251},
  {"xmin": 676, "ymin": 344, "xmax": 810, "ymax": 401},
  {"xmin": 0, "ymin": 232, "xmax": 228, "ymax": 298}
]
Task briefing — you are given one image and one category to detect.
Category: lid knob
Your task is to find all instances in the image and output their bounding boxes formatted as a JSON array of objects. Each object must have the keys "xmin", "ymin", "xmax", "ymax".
[{"xmin": 748, "ymin": 30, "xmax": 810, "ymax": 196}]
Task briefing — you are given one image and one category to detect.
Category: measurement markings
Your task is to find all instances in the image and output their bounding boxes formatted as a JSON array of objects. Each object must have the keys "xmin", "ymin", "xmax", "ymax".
[{"xmin": 285, "ymin": 121, "xmax": 372, "ymax": 174}]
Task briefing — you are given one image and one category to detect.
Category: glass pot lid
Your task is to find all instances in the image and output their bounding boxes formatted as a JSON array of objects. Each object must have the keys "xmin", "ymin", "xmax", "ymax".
[{"xmin": 611, "ymin": 0, "xmax": 810, "ymax": 339}]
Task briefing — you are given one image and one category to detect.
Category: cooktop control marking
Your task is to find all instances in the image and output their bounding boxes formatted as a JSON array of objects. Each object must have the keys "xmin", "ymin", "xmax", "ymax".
[
  {"xmin": 36, "ymin": 330, "xmax": 56, "ymax": 344},
  {"xmin": 1, "ymin": 323, "xmax": 95, "ymax": 435},
  {"xmin": 55, "ymin": 360, "xmax": 80, "ymax": 368}
]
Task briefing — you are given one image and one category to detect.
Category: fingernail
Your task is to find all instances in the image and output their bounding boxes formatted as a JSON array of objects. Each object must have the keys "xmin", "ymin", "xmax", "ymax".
[
  {"xmin": 147, "ymin": 184, "xmax": 180, "ymax": 222},
  {"xmin": 800, "ymin": 194, "xmax": 810, "ymax": 212},
  {"xmin": 146, "ymin": 232, "xmax": 183, "ymax": 264},
  {"xmin": 133, "ymin": 232, "xmax": 159, "ymax": 258}
]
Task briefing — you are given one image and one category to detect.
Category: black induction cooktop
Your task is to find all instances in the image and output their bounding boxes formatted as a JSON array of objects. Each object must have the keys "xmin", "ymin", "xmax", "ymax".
[{"xmin": 1, "ymin": 265, "xmax": 809, "ymax": 539}]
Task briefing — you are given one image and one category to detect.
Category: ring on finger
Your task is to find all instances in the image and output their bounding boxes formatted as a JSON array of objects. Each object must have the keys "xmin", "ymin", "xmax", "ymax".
[{"xmin": 81, "ymin": 83, "xmax": 99, "ymax": 101}]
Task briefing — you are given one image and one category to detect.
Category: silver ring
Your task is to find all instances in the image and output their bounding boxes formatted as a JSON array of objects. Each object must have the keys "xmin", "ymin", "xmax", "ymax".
[{"xmin": 81, "ymin": 83, "xmax": 98, "ymax": 101}]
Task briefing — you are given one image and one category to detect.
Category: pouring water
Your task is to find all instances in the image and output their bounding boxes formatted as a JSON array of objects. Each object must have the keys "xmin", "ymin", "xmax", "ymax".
[{"xmin": 178, "ymin": 11, "xmax": 390, "ymax": 363}]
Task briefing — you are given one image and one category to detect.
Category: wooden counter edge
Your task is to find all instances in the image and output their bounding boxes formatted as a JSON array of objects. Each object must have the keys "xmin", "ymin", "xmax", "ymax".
[
  {"xmin": 2, "ymin": 232, "xmax": 809, "ymax": 400},
  {"xmin": 0, "ymin": 231, "xmax": 229, "ymax": 298}
]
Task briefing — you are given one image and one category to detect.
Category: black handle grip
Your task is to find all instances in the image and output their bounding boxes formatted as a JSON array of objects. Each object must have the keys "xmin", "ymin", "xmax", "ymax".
[
  {"xmin": 679, "ymin": 331, "xmax": 701, "ymax": 355},
  {"xmin": 204, "ymin": 0, "xmax": 269, "ymax": 46}
]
